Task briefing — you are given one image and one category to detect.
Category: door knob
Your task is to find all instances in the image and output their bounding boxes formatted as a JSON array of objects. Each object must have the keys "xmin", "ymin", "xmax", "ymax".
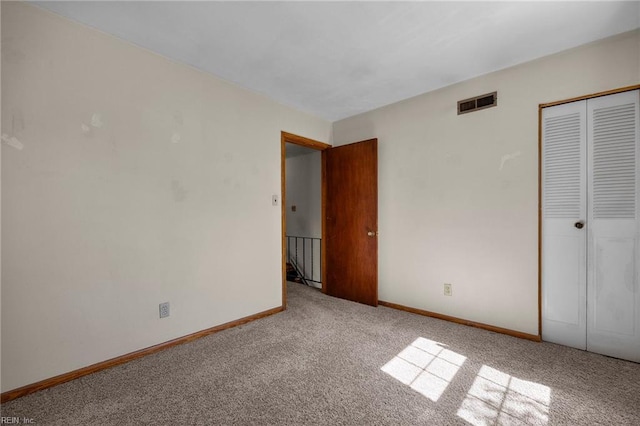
[
  {"xmin": 575, "ymin": 221, "xmax": 584, "ymax": 229},
  {"xmin": 367, "ymin": 231, "xmax": 376, "ymax": 237}
]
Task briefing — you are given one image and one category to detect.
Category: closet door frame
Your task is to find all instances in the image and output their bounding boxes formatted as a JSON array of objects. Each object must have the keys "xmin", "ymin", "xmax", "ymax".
[{"xmin": 538, "ymin": 84, "xmax": 640, "ymax": 338}]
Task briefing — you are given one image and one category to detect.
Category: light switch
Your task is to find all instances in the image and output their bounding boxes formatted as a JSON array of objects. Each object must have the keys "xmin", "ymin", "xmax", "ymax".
[{"xmin": 272, "ymin": 194, "xmax": 279, "ymax": 206}]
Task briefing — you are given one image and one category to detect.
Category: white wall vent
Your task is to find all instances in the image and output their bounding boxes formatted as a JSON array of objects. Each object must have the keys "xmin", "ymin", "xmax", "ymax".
[{"xmin": 457, "ymin": 92, "xmax": 497, "ymax": 115}]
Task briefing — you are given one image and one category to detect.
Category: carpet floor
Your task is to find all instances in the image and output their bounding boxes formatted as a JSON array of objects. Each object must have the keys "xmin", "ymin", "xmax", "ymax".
[{"xmin": 2, "ymin": 282, "xmax": 639, "ymax": 425}]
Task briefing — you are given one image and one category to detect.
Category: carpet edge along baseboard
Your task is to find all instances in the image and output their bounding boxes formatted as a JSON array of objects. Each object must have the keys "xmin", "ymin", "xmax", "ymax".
[
  {"xmin": 1, "ymin": 306, "xmax": 285, "ymax": 403},
  {"xmin": 378, "ymin": 300, "xmax": 541, "ymax": 342}
]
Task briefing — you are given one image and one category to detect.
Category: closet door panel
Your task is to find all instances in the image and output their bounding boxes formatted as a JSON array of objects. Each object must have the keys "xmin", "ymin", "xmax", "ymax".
[
  {"xmin": 542, "ymin": 101, "xmax": 587, "ymax": 349},
  {"xmin": 587, "ymin": 90, "xmax": 640, "ymax": 362}
]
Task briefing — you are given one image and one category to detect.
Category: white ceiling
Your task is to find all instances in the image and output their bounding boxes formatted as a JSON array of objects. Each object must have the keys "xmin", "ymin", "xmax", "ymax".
[{"xmin": 34, "ymin": 1, "xmax": 640, "ymax": 121}]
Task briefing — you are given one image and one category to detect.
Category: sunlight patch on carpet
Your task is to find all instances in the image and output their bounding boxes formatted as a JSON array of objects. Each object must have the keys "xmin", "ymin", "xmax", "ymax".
[
  {"xmin": 381, "ymin": 337, "xmax": 466, "ymax": 402},
  {"xmin": 457, "ymin": 365, "xmax": 550, "ymax": 425}
]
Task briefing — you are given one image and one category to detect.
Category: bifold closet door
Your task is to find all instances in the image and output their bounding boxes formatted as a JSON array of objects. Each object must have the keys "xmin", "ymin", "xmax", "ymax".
[
  {"xmin": 542, "ymin": 100, "xmax": 588, "ymax": 350},
  {"xmin": 586, "ymin": 90, "xmax": 640, "ymax": 362},
  {"xmin": 542, "ymin": 89, "xmax": 640, "ymax": 363}
]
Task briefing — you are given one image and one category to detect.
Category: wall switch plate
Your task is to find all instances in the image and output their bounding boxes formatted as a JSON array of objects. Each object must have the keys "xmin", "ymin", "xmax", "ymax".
[
  {"xmin": 272, "ymin": 194, "xmax": 279, "ymax": 206},
  {"xmin": 159, "ymin": 302, "xmax": 170, "ymax": 318},
  {"xmin": 444, "ymin": 283, "xmax": 452, "ymax": 296}
]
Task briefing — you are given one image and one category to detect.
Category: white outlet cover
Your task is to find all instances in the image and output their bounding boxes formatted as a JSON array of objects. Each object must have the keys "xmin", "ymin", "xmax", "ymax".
[
  {"xmin": 272, "ymin": 194, "xmax": 279, "ymax": 206},
  {"xmin": 444, "ymin": 283, "xmax": 452, "ymax": 296},
  {"xmin": 159, "ymin": 302, "xmax": 170, "ymax": 318}
]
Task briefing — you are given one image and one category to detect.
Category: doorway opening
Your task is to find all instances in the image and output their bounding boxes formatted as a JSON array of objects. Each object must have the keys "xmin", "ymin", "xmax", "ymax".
[{"xmin": 281, "ymin": 132, "xmax": 331, "ymax": 308}]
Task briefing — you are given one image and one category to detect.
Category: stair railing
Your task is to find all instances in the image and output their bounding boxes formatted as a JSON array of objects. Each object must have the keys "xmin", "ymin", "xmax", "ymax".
[{"xmin": 286, "ymin": 236, "xmax": 321, "ymax": 286}]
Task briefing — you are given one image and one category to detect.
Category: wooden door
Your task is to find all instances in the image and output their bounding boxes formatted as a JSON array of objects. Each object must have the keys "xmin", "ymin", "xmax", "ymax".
[{"xmin": 324, "ymin": 139, "xmax": 378, "ymax": 306}]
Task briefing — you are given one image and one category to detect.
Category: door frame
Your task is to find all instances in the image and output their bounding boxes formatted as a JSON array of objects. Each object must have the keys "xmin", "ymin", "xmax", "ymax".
[
  {"xmin": 537, "ymin": 84, "xmax": 640, "ymax": 338},
  {"xmin": 281, "ymin": 131, "xmax": 332, "ymax": 308}
]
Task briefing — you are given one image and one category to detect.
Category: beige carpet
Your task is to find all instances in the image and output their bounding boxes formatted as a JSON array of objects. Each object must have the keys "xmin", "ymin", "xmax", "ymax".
[{"xmin": 3, "ymin": 282, "xmax": 639, "ymax": 425}]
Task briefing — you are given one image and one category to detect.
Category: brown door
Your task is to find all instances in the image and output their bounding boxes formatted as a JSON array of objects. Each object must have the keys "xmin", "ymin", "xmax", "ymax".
[{"xmin": 324, "ymin": 139, "xmax": 378, "ymax": 306}]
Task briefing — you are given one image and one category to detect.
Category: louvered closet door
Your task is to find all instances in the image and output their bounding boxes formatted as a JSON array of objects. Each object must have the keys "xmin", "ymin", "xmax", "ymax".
[
  {"xmin": 542, "ymin": 101, "xmax": 588, "ymax": 350},
  {"xmin": 586, "ymin": 90, "xmax": 640, "ymax": 362}
]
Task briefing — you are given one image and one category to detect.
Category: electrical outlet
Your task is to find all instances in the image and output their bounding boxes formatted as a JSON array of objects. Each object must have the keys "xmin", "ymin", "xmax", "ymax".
[
  {"xmin": 159, "ymin": 302, "xmax": 170, "ymax": 318},
  {"xmin": 444, "ymin": 283, "xmax": 452, "ymax": 296}
]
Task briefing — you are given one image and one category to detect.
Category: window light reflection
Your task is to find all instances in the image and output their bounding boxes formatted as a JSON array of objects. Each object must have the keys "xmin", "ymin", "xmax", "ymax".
[
  {"xmin": 457, "ymin": 365, "xmax": 550, "ymax": 425},
  {"xmin": 381, "ymin": 337, "xmax": 467, "ymax": 402}
]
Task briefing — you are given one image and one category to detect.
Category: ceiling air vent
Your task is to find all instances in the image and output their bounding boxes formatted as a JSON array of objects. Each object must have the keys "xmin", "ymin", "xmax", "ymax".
[{"xmin": 457, "ymin": 92, "xmax": 497, "ymax": 115}]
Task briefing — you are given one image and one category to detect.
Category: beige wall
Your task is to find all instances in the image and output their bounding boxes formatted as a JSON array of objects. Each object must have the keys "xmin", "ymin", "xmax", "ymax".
[
  {"xmin": 333, "ymin": 30, "xmax": 640, "ymax": 336},
  {"xmin": 285, "ymin": 151, "xmax": 322, "ymax": 239},
  {"xmin": 0, "ymin": 2, "xmax": 331, "ymax": 392}
]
